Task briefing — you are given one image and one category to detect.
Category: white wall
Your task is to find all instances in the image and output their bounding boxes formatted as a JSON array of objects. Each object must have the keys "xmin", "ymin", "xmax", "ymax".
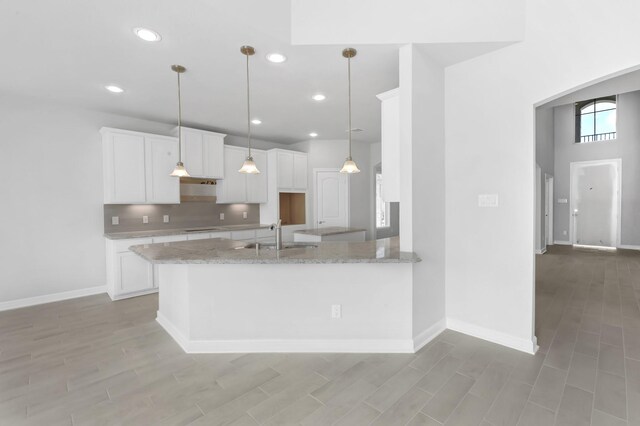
[
  {"xmin": 445, "ymin": 0, "xmax": 640, "ymax": 352},
  {"xmin": 405, "ymin": 45, "xmax": 447, "ymax": 340},
  {"xmin": 291, "ymin": 139, "xmax": 374, "ymax": 239},
  {"xmin": 553, "ymin": 91, "xmax": 640, "ymax": 246},
  {"xmin": 0, "ymin": 96, "xmax": 174, "ymax": 305}
]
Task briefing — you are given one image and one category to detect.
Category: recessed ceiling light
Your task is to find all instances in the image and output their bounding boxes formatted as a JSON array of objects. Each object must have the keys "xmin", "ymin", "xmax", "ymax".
[
  {"xmin": 105, "ymin": 85, "xmax": 124, "ymax": 93},
  {"xmin": 309, "ymin": 132, "xmax": 318, "ymax": 137},
  {"xmin": 251, "ymin": 119, "xmax": 262, "ymax": 125},
  {"xmin": 266, "ymin": 53, "xmax": 287, "ymax": 63},
  {"xmin": 312, "ymin": 94, "xmax": 326, "ymax": 101},
  {"xmin": 133, "ymin": 27, "xmax": 161, "ymax": 42}
]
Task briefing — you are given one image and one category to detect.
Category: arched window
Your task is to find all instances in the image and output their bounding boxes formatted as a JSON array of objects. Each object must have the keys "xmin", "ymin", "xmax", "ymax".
[{"xmin": 575, "ymin": 96, "xmax": 616, "ymax": 143}]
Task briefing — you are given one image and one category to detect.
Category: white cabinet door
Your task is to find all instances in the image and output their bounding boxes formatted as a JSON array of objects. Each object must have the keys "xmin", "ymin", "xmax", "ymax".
[
  {"xmin": 181, "ymin": 129, "xmax": 205, "ymax": 177},
  {"xmin": 203, "ymin": 133, "xmax": 225, "ymax": 179},
  {"xmin": 103, "ymin": 132, "xmax": 146, "ymax": 204},
  {"xmin": 277, "ymin": 151, "xmax": 294, "ymax": 189},
  {"xmin": 145, "ymin": 136, "xmax": 180, "ymax": 204},
  {"xmin": 116, "ymin": 251, "xmax": 154, "ymax": 295},
  {"xmin": 293, "ymin": 153, "xmax": 308, "ymax": 190},
  {"xmin": 246, "ymin": 149, "xmax": 268, "ymax": 203},
  {"xmin": 218, "ymin": 146, "xmax": 248, "ymax": 203}
]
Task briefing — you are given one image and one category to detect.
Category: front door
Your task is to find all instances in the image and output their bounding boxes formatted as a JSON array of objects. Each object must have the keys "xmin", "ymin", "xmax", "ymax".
[{"xmin": 570, "ymin": 160, "xmax": 621, "ymax": 247}]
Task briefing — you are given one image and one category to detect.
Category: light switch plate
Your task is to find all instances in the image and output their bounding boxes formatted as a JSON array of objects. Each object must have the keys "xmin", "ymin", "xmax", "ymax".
[
  {"xmin": 478, "ymin": 194, "xmax": 499, "ymax": 207},
  {"xmin": 142, "ymin": 216, "xmax": 149, "ymax": 224},
  {"xmin": 111, "ymin": 216, "xmax": 119, "ymax": 225},
  {"xmin": 163, "ymin": 215, "xmax": 170, "ymax": 223},
  {"xmin": 220, "ymin": 213, "xmax": 225, "ymax": 220},
  {"xmin": 243, "ymin": 212, "xmax": 248, "ymax": 219}
]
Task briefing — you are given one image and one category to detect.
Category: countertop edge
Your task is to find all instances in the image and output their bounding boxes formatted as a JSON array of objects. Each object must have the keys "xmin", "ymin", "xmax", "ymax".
[{"xmin": 104, "ymin": 224, "xmax": 271, "ymax": 240}]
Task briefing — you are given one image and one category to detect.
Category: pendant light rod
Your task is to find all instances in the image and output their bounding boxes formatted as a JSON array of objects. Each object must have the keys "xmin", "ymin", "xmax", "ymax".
[
  {"xmin": 241, "ymin": 45, "xmax": 255, "ymax": 158},
  {"xmin": 170, "ymin": 64, "xmax": 190, "ymax": 177},
  {"xmin": 344, "ymin": 48, "xmax": 356, "ymax": 160}
]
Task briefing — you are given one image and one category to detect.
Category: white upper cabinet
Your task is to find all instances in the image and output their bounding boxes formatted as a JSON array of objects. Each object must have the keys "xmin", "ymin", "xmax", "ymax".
[
  {"xmin": 246, "ymin": 149, "xmax": 268, "ymax": 203},
  {"xmin": 272, "ymin": 149, "xmax": 307, "ymax": 190},
  {"xmin": 277, "ymin": 151, "xmax": 294, "ymax": 188},
  {"xmin": 293, "ymin": 153, "xmax": 308, "ymax": 190},
  {"xmin": 179, "ymin": 127, "xmax": 225, "ymax": 179},
  {"xmin": 217, "ymin": 146, "xmax": 268, "ymax": 204},
  {"xmin": 101, "ymin": 128, "xmax": 179, "ymax": 204},
  {"xmin": 218, "ymin": 146, "xmax": 248, "ymax": 203},
  {"xmin": 377, "ymin": 88, "xmax": 400, "ymax": 202},
  {"xmin": 145, "ymin": 136, "xmax": 180, "ymax": 204}
]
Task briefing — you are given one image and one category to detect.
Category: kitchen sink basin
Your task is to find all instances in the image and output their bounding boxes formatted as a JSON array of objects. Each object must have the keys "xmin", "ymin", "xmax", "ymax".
[{"xmin": 240, "ymin": 242, "xmax": 318, "ymax": 250}]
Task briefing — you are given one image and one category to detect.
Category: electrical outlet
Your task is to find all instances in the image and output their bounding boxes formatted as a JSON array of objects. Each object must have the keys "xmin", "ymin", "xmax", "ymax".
[
  {"xmin": 163, "ymin": 215, "xmax": 170, "ymax": 223},
  {"xmin": 142, "ymin": 216, "xmax": 149, "ymax": 224},
  {"xmin": 220, "ymin": 213, "xmax": 225, "ymax": 221},
  {"xmin": 331, "ymin": 304, "xmax": 342, "ymax": 319},
  {"xmin": 111, "ymin": 216, "xmax": 119, "ymax": 225},
  {"xmin": 243, "ymin": 212, "xmax": 248, "ymax": 219}
]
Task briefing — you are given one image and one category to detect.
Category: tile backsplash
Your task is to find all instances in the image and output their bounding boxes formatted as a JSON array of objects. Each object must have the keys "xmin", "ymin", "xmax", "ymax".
[{"xmin": 104, "ymin": 201, "xmax": 261, "ymax": 233}]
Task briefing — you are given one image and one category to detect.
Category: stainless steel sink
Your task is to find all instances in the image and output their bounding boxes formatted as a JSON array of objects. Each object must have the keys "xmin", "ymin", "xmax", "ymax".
[
  {"xmin": 184, "ymin": 228, "xmax": 222, "ymax": 232},
  {"xmin": 240, "ymin": 242, "xmax": 318, "ymax": 250}
]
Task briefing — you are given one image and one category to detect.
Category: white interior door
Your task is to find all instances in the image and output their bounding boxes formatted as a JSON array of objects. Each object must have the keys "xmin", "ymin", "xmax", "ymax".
[
  {"xmin": 570, "ymin": 160, "xmax": 621, "ymax": 247},
  {"xmin": 315, "ymin": 169, "xmax": 349, "ymax": 227}
]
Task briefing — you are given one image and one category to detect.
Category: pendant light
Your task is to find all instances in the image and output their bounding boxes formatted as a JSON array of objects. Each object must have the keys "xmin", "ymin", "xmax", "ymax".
[
  {"xmin": 169, "ymin": 64, "xmax": 190, "ymax": 177},
  {"xmin": 340, "ymin": 48, "xmax": 361, "ymax": 174},
  {"xmin": 238, "ymin": 45, "xmax": 260, "ymax": 174}
]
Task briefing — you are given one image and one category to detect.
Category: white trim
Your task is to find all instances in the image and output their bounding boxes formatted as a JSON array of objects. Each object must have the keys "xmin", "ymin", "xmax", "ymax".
[
  {"xmin": 157, "ymin": 312, "xmax": 416, "ymax": 353},
  {"xmin": 554, "ymin": 240, "xmax": 572, "ymax": 245},
  {"xmin": 108, "ymin": 287, "xmax": 158, "ymax": 301},
  {"xmin": 545, "ymin": 174, "xmax": 554, "ymax": 246},
  {"xmin": 413, "ymin": 319, "xmax": 447, "ymax": 352},
  {"xmin": 619, "ymin": 244, "xmax": 640, "ymax": 251},
  {"xmin": 447, "ymin": 318, "xmax": 538, "ymax": 354},
  {"xmin": 0, "ymin": 285, "xmax": 106, "ymax": 312},
  {"xmin": 569, "ymin": 158, "xmax": 622, "ymax": 247},
  {"xmin": 535, "ymin": 248, "xmax": 547, "ymax": 255}
]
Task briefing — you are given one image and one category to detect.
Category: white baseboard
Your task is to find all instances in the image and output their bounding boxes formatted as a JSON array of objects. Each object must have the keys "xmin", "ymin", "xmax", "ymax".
[
  {"xmin": 619, "ymin": 244, "xmax": 640, "ymax": 251},
  {"xmin": 446, "ymin": 318, "xmax": 538, "ymax": 354},
  {"xmin": 535, "ymin": 247, "xmax": 547, "ymax": 255},
  {"xmin": 413, "ymin": 318, "xmax": 447, "ymax": 352},
  {"xmin": 157, "ymin": 311, "xmax": 416, "ymax": 353},
  {"xmin": 0, "ymin": 285, "xmax": 107, "ymax": 312},
  {"xmin": 554, "ymin": 240, "xmax": 571, "ymax": 245}
]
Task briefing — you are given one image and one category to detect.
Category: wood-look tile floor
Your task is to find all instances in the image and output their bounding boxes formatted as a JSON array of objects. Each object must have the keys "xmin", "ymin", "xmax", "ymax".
[{"xmin": 1, "ymin": 245, "xmax": 640, "ymax": 425}]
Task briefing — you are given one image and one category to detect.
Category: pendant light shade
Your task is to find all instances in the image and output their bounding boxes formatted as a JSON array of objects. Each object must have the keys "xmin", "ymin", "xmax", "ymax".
[
  {"xmin": 170, "ymin": 64, "xmax": 190, "ymax": 177},
  {"xmin": 239, "ymin": 45, "xmax": 260, "ymax": 174},
  {"xmin": 340, "ymin": 47, "xmax": 360, "ymax": 174}
]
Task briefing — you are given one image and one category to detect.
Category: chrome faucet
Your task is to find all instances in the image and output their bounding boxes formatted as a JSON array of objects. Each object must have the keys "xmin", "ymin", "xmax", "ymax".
[{"xmin": 270, "ymin": 219, "xmax": 283, "ymax": 250}]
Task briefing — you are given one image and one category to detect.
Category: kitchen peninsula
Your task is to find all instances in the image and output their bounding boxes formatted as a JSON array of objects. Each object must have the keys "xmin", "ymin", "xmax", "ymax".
[{"xmin": 131, "ymin": 236, "xmax": 422, "ymax": 353}]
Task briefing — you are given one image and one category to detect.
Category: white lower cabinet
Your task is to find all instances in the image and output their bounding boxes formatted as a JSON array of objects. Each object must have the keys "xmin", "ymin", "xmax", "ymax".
[{"xmin": 106, "ymin": 235, "xmax": 186, "ymax": 300}]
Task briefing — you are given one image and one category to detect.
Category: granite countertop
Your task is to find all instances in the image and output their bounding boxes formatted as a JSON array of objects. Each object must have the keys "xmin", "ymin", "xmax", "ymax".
[
  {"xmin": 104, "ymin": 224, "xmax": 271, "ymax": 240},
  {"xmin": 294, "ymin": 227, "xmax": 366, "ymax": 236},
  {"xmin": 129, "ymin": 236, "xmax": 420, "ymax": 264}
]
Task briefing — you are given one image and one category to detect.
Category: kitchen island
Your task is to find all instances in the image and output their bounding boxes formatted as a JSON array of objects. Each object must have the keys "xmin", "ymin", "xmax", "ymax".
[{"xmin": 131, "ymin": 237, "xmax": 426, "ymax": 353}]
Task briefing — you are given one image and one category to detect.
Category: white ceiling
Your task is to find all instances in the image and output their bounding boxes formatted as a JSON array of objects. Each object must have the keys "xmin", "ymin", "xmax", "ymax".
[{"xmin": 0, "ymin": 0, "xmax": 399, "ymax": 144}]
